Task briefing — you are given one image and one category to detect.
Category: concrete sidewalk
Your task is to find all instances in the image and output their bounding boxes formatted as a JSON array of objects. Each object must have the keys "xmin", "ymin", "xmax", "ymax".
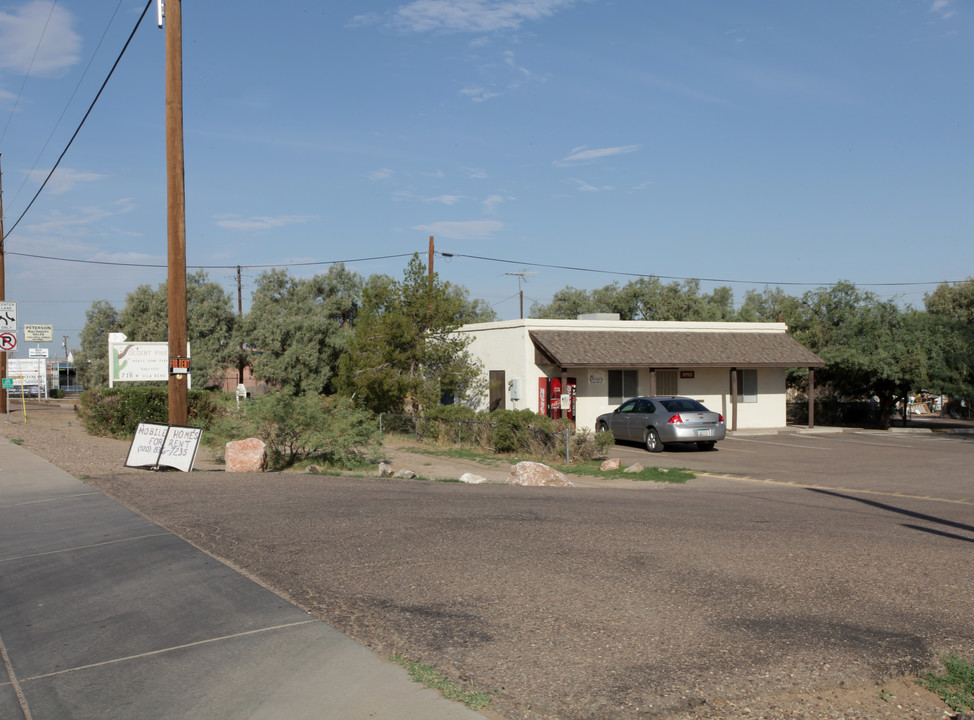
[{"xmin": 0, "ymin": 441, "xmax": 488, "ymax": 720}]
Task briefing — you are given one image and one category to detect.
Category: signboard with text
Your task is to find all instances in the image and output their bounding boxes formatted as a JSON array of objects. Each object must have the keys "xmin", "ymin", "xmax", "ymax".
[
  {"xmin": 23, "ymin": 324, "xmax": 53, "ymax": 342},
  {"xmin": 0, "ymin": 302, "xmax": 17, "ymax": 332},
  {"xmin": 124, "ymin": 422, "xmax": 202, "ymax": 472},
  {"xmin": 7, "ymin": 358, "xmax": 46, "ymax": 393},
  {"xmin": 109, "ymin": 336, "xmax": 190, "ymax": 388}
]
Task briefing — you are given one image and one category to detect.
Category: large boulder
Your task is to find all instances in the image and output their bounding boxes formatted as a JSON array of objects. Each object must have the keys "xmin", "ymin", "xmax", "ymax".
[
  {"xmin": 507, "ymin": 461, "xmax": 574, "ymax": 487},
  {"xmin": 600, "ymin": 458, "xmax": 621, "ymax": 471},
  {"xmin": 225, "ymin": 438, "xmax": 267, "ymax": 472}
]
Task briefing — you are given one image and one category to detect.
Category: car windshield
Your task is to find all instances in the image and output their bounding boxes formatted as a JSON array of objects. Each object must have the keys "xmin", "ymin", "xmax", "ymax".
[{"xmin": 660, "ymin": 398, "xmax": 707, "ymax": 412}]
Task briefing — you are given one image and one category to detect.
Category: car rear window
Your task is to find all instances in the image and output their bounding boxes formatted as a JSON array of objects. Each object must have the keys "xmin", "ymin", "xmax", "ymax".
[{"xmin": 660, "ymin": 399, "xmax": 706, "ymax": 412}]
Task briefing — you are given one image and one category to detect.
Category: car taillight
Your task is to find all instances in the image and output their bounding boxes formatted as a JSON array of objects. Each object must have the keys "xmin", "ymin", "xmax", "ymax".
[
  {"xmin": 667, "ymin": 414, "xmax": 684, "ymax": 424},
  {"xmin": 718, "ymin": 414, "xmax": 725, "ymax": 423}
]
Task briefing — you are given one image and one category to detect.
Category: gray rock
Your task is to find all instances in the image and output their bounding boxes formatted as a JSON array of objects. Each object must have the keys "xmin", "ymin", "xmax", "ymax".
[{"xmin": 507, "ymin": 461, "xmax": 573, "ymax": 487}]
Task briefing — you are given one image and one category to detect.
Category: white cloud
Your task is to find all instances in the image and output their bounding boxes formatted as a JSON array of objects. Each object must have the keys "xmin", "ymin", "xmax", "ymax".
[
  {"xmin": 412, "ymin": 220, "xmax": 503, "ymax": 240},
  {"xmin": 460, "ymin": 85, "xmax": 501, "ymax": 102},
  {"xmin": 483, "ymin": 194, "xmax": 505, "ymax": 213},
  {"xmin": 424, "ymin": 194, "xmax": 465, "ymax": 205},
  {"xmin": 379, "ymin": 0, "xmax": 580, "ymax": 34},
  {"xmin": 555, "ymin": 145, "xmax": 640, "ymax": 166},
  {"xmin": 0, "ymin": 0, "xmax": 81, "ymax": 75},
  {"xmin": 465, "ymin": 167, "xmax": 488, "ymax": 179},
  {"xmin": 27, "ymin": 167, "xmax": 105, "ymax": 195},
  {"xmin": 931, "ymin": 0, "xmax": 957, "ymax": 18},
  {"xmin": 214, "ymin": 214, "xmax": 317, "ymax": 232},
  {"xmin": 24, "ymin": 199, "xmax": 135, "ymax": 236},
  {"xmin": 368, "ymin": 168, "xmax": 395, "ymax": 181}
]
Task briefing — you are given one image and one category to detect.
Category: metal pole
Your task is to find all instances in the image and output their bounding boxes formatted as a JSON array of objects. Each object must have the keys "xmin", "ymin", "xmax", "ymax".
[
  {"xmin": 165, "ymin": 0, "xmax": 188, "ymax": 425},
  {"xmin": 0, "ymin": 154, "xmax": 6, "ymax": 415}
]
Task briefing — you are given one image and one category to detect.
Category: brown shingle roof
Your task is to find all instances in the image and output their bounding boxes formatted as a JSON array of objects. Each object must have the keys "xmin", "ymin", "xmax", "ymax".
[{"xmin": 529, "ymin": 330, "xmax": 825, "ymax": 368}]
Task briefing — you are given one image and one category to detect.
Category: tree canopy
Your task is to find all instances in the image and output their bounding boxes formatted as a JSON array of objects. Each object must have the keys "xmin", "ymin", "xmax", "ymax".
[
  {"xmin": 239, "ymin": 264, "xmax": 361, "ymax": 395},
  {"xmin": 76, "ymin": 271, "xmax": 236, "ymax": 388},
  {"xmin": 338, "ymin": 254, "xmax": 482, "ymax": 414}
]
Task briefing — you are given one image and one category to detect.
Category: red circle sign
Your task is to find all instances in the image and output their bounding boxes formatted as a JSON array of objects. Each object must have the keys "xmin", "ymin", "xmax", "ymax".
[{"xmin": 0, "ymin": 332, "xmax": 16, "ymax": 351}]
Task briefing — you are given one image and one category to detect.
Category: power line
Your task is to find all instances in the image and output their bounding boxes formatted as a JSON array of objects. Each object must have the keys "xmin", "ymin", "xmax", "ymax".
[
  {"xmin": 5, "ymin": 250, "xmax": 417, "ymax": 270},
  {"xmin": 1, "ymin": 0, "xmax": 153, "ymax": 242},
  {"xmin": 6, "ymin": 0, "xmax": 127, "ymax": 210},
  {"xmin": 436, "ymin": 251, "xmax": 965, "ymax": 289},
  {"xmin": 0, "ymin": 0, "xmax": 59, "ymax": 146}
]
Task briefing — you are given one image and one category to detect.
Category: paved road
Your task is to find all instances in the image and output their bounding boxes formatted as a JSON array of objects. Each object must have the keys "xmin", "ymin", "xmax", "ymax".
[
  {"xmin": 86, "ymin": 427, "xmax": 974, "ymax": 720},
  {"xmin": 609, "ymin": 426, "xmax": 974, "ymax": 502},
  {"xmin": 0, "ymin": 442, "xmax": 489, "ymax": 720}
]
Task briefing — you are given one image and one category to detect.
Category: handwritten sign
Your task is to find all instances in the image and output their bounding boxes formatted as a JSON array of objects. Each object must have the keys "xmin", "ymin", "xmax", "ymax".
[{"xmin": 125, "ymin": 422, "xmax": 202, "ymax": 472}]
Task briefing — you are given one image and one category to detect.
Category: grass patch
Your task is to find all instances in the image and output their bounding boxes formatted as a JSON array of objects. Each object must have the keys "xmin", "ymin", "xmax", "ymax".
[
  {"xmin": 918, "ymin": 654, "xmax": 974, "ymax": 712},
  {"xmin": 10, "ymin": 438, "xmax": 23, "ymax": 446},
  {"xmin": 400, "ymin": 445, "xmax": 694, "ymax": 483},
  {"xmin": 554, "ymin": 460, "xmax": 694, "ymax": 483},
  {"xmin": 403, "ymin": 446, "xmax": 505, "ymax": 466},
  {"xmin": 389, "ymin": 654, "xmax": 493, "ymax": 710}
]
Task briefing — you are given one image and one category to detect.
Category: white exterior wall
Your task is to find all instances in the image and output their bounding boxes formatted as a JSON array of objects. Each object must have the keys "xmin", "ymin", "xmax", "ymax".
[{"xmin": 458, "ymin": 319, "xmax": 798, "ymax": 431}]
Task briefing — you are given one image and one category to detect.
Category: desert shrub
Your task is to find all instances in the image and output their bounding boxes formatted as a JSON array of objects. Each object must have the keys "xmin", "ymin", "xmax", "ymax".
[
  {"xmin": 572, "ymin": 426, "xmax": 616, "ymax": 460},
  {"xmin": 417, "ymin": 405, "xmax": 494, "ymax": 447},
  {"xmin": 78, "ymin": 387, "xmax": 221, "ymax": 438},
  {"xmin": 233, "ymin": 393, "xmax": 380, "ymax": 469}
]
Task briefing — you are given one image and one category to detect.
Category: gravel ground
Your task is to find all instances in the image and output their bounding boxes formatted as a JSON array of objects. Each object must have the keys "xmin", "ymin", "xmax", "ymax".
[{"xmin": 1, "ymin": 400, "xmax": 967, "ymax": 720}]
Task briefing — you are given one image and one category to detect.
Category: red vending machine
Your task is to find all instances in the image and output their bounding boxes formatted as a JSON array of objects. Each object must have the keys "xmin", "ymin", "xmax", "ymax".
[{"xmin": 539, "ymin": 377, "xmax": 576, "ymax": 420}]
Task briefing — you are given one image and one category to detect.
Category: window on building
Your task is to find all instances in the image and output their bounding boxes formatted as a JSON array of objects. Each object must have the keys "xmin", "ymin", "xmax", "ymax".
[
  {"xmin": 608, "ymin": 369, "xmax": 638, "ymax": 404},
  {"xmin": 734, "ymin": 369, "xmax": 758, "ymax": 403},
  {"xmin": 655, "ymin": 369, "xmax": 678, "ymax": 396}
]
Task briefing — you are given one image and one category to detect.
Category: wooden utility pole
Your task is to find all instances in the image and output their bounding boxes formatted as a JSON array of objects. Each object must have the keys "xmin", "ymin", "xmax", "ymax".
[
  {"xmin": 0, "ymin": 154, "xmax": 6, "ymax": 414},
  {"xmin": 428, "ymin": 235, "xmax": 434, "ymax": 276},
  {"xmin": 164, "ymin": 0, "xmax": 188, "ymax": 425},
  {"xmin": 236, "ymin": 265, "xmax": 244, "ymax": 386}
]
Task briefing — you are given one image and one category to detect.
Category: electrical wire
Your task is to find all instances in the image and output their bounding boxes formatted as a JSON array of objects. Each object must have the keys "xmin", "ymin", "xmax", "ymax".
[
  {"xmin": 6, "ymin": 0, "xmax": 127, "ymax": 210},
  {"xmin": 435, "ymin": 252, "xmax": 963, "ymax": 289},
  {"xmin": 0, "ymin": 0, "xmax": 59, "ymax": 146},
  {"xmin": 5, "ymin": 249, "xmax": 417, "ymax": 270},
  {"xmin": 1, "ymin": 0, "xmax": 153, "ymax": 243}
]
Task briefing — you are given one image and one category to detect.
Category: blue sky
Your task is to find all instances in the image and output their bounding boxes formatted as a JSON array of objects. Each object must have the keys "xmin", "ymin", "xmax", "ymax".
[{"xmin": 0, "ymin": 0, "xmax": 971, "ymax": 357}]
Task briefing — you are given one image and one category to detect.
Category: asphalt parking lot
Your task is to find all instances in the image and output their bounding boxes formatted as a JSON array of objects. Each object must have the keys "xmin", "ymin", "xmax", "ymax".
[
  {"xmin": 79, "ymin": 422, "xmax": 974, "ymax": 720},
  {"xmin": 606, "ymin": 425, "xmax": 974, "ymax": 503}
]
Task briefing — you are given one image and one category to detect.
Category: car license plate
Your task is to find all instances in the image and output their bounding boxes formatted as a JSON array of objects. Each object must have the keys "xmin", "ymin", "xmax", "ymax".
[{"xmin": 696, "ymin": 429, "xmax": 712, "ymax": 437}]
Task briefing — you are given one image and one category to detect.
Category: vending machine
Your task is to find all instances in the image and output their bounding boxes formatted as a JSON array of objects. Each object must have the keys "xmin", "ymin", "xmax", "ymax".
[{"xmin": 538, "ymin": 377, "xmax": 576, "ymax": 421}]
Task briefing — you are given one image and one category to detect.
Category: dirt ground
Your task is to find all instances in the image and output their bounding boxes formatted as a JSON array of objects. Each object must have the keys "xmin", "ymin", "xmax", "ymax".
[{"xmin": 0, "ymin": 400, "xmax": 962, "ymax": 720}]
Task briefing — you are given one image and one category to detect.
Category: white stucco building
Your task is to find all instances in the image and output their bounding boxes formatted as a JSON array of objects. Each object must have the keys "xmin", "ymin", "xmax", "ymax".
[{"xmin": 456, "ymin": 316, "xmax": 825, "ymax": 432}]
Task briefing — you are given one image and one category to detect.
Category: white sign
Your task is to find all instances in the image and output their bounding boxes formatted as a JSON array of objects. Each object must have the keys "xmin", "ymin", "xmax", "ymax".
[
  {"xmin": 23, "ymin": 324, "xmax": 53, "ymax": 342},
  {"xmin": 29, "ymin": 348, "xmax": 50, "ymax": 358},
  {"xmin": 109, "ymin": 334, "xmax": 190, "ymax": 387},
  {"xmin": 0, "ymin": 302, "xmax": 16, "ymax": 332},
  {"xmin": 7, "ymin": 358, "xmax": 46, "ymax": 394},
  {"xmin": 0, "ymin": 332, "xmax": 16, "ymax": 352},
  {"xmin": 125, "ymin": 422, "xmax": 202, "ymax": 472}
]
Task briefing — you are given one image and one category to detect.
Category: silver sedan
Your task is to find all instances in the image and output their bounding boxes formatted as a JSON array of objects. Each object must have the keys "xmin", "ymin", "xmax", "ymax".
[{"xmin": 596, "ymin": 396, "xmax": 726, "ymax": 452}]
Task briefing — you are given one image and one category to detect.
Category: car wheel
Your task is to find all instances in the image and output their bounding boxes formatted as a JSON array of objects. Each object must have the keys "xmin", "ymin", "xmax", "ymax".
[
  {"xmin": 696, "ymin": 441, "xmax": 716, "ymax": 451},
  {"xmin": 598, "ymin": 421, "xmax": 609, "ymax": 433},
  {"xmin": 645, "ymin": 427, "xmax": 663, "ymax": 453}
]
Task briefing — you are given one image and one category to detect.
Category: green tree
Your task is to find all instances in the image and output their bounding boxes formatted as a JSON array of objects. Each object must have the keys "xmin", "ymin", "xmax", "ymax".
[
  {"xmin": 75, "ymin": 300, "xmax": 121, "ymax": 389},
  {"xmin": 923, "ymin": 279, "xmax": 974, "ymax": 400},
  {"xmin": 790, "ymin": 281, "xmax": 944, "ymax": 428},
  {"xmin": 78, "ymin": 271, "xmax": 236, "ymax": 389},
  {"xmin": 339, "ymin": 254, "xmax": 482, "ymax": 414},
  {"xmin": 737, "ymin": 286, "xmax": 802, "ymax": 323},
  {"xmin": 116, "ymin": 271, "xmax": 237, "ymax": 386},
  {"xmin": 531, "ymin": 277, "xmax": 736, "ymax": 321},
  {"xmin": 239, "ymin": 264, "xmax": 362, "ymax": 395},
  {"xmin": 449, "ymin": 285, "xmax": 498, "ymax": 324}
]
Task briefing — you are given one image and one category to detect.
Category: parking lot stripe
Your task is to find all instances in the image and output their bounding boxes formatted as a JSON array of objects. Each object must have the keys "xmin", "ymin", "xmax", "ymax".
[{"xmin": 725, "ymin": 437, "xmax": 831, "ymax": 450}]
